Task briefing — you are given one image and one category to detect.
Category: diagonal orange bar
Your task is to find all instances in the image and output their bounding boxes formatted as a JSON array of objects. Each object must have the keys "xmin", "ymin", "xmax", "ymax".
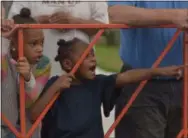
[
  {"xmin": 177, "ymin": 129, "xmax": 184, "ymax": 138},
  {"xmin": 18, "ymin": 29, "xmax": 26, "ymax": 137},
  {"xmin": 26, "ymin": 30, "xmax": 105, "ymax": 138},
  {"xmin": 176, "ymin": 129, "xmax": 188, "ymax": 138},
  {"xmin": 104, "ymin": 29, "xmax": 182, "ymax": 138},
  {"xmin": 183, "ymin": 32, "xmax": 188, "ymax": 138},
  {"xmin": 1, "ymin": 23, "xmax": 186, "ymax": 138},
  {"xmin": 18, "ymin": 24, "xmax": 176, "ymax": 29},
  {"xmin": 1, "ymin": 114, "xmax": 22, "ymax": 138}
]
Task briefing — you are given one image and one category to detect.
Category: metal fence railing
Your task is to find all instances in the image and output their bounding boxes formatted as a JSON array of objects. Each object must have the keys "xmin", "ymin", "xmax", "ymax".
[{"xmin": 1, "ymin": 24, "xmax": 188, "ymax": 138}]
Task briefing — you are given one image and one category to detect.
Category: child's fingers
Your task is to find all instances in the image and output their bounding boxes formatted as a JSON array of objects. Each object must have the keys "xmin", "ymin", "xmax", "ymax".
[
  {"xmin": 9, "ymin": 20, "xmax": 15, "ymax": 28},
  {"xmin": 176, "ymin": 69, "xmax": 183, "ymax": 80},
  {"xmin": 16, "ymin": 68, "xmax": 28, "ymax": 74},
  {"xmin": 16, "ymin": 62, "xmax": 28, "ymax": 67},
  {"xmin": 64, "ymin": 75, "xmax": 72, "ymax": 83},
  {"xmin": 68, "ymin": 74, "xmax": 74, "ymax": 79},
  {"xmin": 17, "ymin": 59, "xmax": 29, "ymax": 67},
  {"xmin": 17, "ymin": 57, "xmax": 28, "ymax": 62},
  {"xmin": 8, "ymin": 24, "xmax": 19, "ymax": 34},
  {"xmin": 2, "ymin": 25, "xmax": 19, "ymax": 38},
  {"xmin": 67, "ymin": 77, "xmax": 72, "ymax": 83},
  {"xmin": 16, "ymin": 66, "xmax": 30, "ymax": 70}
]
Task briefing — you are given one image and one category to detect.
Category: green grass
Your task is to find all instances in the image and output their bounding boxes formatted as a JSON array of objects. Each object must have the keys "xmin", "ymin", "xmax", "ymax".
[{"xmin": 95, "ymin": 45, "xmax": 122, "ymax": 73}]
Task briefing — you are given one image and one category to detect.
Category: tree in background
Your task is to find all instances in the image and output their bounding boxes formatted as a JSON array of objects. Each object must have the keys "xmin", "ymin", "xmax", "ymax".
[{"xmin": 103, "ymin": 29, "xmax": 120, "ymax": 46}]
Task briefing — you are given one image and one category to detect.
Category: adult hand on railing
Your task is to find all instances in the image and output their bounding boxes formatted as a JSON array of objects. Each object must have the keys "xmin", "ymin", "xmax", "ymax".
[
  {"xmin": 172, "ymin": 9, "xmax": 188, "ymax": 30},
  {"xmin": 1, "ymin": 19, "xmax": 18, "ymax": 39},
  {"xmin": 35, "ymin": 15, "xmax": 50, "ymax": 24},
  {"xmin": 49, "ymin": 11, "xmax": 72, "ymax": 24}
]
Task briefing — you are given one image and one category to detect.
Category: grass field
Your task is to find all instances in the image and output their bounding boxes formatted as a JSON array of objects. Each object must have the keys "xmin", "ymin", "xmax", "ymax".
[{"xmin": 95, "ymin": 45, "xmax": 122, "ymax": 73}]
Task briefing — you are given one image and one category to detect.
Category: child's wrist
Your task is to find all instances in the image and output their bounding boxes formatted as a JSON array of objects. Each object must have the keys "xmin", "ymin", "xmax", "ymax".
[
  {"xmin": 151, "ymin": 68, "xmax": 161, "ymax": 76},
  {"xmin": 25, "ymin": 73, "xmax": 36, "ymax": 91},
  {"xmin": 51, "ymin": 83, "xmax": 62, "ymax": 93},
  {"xmin": 24, "ymin": 72, "xmax": 31, "ymax": 82}
]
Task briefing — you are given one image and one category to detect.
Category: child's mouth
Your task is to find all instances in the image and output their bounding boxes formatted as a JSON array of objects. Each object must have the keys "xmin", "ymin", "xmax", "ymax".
[
  {"xmin": 89, "ymin": 65, "xmax": 96, "ymax": 74},
  {"xmin": 35, "ymin": 55, "xmax": 42, "ymax": 61}
]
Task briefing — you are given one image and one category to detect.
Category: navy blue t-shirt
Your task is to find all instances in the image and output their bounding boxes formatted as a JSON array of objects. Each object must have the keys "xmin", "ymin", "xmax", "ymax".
[{"xmin": 41, "ymin": 75, "xmax": 120, "ymax": 138}]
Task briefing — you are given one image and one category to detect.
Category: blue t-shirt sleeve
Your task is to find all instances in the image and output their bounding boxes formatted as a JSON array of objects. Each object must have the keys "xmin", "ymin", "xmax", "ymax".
[
  {"xmin": 98, "ymin": 74, "xmax": 121, "ymax": 117},
  {"xmin": 108, "ymin": 1, "xmax": 136, "ymax": 6}
]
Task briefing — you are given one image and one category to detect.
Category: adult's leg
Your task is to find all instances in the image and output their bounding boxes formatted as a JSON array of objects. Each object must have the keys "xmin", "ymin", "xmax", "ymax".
[
  {"xmin": 4, "ymin": 133, "xmax": 16, "ymax": 138},
  {"xmin": 1, "ymin": 127, "xmax": 16, "ymax": 138},
  {"xmin": 165, "ymin": 80, "xmax": 182, "ymax": 138},
  {"xmin": 115, "ymin": 65, "xmax": 171, "ymax": 138}
]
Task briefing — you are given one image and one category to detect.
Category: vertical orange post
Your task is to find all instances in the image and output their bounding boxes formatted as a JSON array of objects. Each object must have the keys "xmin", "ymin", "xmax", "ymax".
[
  {"xmin": 183, "ymin": 31, "xmax": 188, "ymax": 138},
  {"xmin": 177, "ymin": 130, "xmax": 184, "ymax": 138},
  {"xmin": 18, "ymin": 29, "xmax": 26, "ymax": 137}
]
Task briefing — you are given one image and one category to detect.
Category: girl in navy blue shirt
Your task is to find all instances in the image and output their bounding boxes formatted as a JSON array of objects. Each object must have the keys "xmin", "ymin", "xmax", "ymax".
[{"xmin": 30, "ymin": 38, "xmax": 184, "ymax": 138}]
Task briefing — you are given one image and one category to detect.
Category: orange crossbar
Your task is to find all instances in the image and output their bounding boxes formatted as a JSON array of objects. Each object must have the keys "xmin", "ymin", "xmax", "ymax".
[
  {"xmin": 18, "ymin": 24, "xmax": 176, "ymax": 29},
  {"xmin": 0, "ymin": 24, "xmax": 187, "ymax": 138}
]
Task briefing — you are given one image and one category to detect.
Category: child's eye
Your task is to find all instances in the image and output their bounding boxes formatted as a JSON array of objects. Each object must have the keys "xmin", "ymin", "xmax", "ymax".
[
  {"xmin": 29, "ymin": 41, "xmax": 43, "ymax": 47},
  {"xmin": 88, "ymin": 51, "xmax": 94, "ymax": 57},
  {"xmin": 40, "ymin": 41, "xmax": 44, "ymax": 45},
  {"xmin": 29, "ymin": 43, "xmax": 35, "ymax": 47}
]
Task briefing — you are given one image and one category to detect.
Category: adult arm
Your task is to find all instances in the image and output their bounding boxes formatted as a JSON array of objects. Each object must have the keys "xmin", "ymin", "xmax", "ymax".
[
  {"xmin": 108, "ymin": 1, "xmax": 188, "ymax": 27},
  {"xmin": 70, "ymin": 1, "xmax": 109, "ymax": 36},
  {"xmin": 51, "ymin": 1, "xmax": 109, "ymax": 36}
]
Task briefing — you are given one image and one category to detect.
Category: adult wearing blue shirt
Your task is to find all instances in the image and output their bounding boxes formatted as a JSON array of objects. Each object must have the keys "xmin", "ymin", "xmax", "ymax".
[{"xmin": 108, "ymin": 1, "xmax": 188, "ymax": 138}]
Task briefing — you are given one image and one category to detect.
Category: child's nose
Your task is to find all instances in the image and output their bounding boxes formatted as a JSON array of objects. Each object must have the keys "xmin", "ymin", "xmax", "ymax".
[
  {"xmin": 36, "ymin": 45, "xmax": 43, "ymax": 53},
  {"xmin": 91, "ymin": 56, "xmax": 96, "ymax": 62}
]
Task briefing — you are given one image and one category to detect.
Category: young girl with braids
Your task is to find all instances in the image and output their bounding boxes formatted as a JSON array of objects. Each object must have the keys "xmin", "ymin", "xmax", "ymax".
[
  {"xmin": 1, "ymin": 8, "xmax": 51, "ymax": 138},
  {"xmin": 30, "ymin": 38, "xmax": 185, "ymax": 138}
]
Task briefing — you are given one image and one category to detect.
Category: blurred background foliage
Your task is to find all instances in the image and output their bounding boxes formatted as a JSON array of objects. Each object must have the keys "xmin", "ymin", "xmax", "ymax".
[{"xmin": 96, "ymin": 29, "xmax": 122, "ymax": 72}]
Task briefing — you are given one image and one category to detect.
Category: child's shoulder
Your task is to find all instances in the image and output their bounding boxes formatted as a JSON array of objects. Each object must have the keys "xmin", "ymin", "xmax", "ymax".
[
  {"xmin": 84, "ymin": 74, "xmax": 117, "ymax": 87},
  {"xmin": 36, "ymin": 55, "xmax": 51, "ymax": 69},
  {"xmin": 48, "ymin": 75, "xmax": 59, "ymax": 83},
  {"xmin": 44, "ymin": 76, "xmax": 59, "ymax": 87},
  {"xmin": 34, "ymin": 55, "xmax": 51, "ymax": 77},
  {"xmin": 95, "ymin": 74, "xmax": 117, "ymax": 81}
]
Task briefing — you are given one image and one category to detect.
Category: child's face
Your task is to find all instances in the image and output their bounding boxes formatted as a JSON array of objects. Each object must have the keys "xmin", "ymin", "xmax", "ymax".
[
  {"xmin": 13, "ymin": 29, "xmax": 44, "ymax": 64},
  {"xmin": 71, "ymin": 45, "xmax": 97, "ymax": 80}
]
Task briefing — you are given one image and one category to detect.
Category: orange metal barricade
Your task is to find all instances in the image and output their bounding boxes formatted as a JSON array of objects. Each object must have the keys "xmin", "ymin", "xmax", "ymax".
[{"xmin": 1, "ymin": 24, "xmax": 188, "ymax": 138}]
